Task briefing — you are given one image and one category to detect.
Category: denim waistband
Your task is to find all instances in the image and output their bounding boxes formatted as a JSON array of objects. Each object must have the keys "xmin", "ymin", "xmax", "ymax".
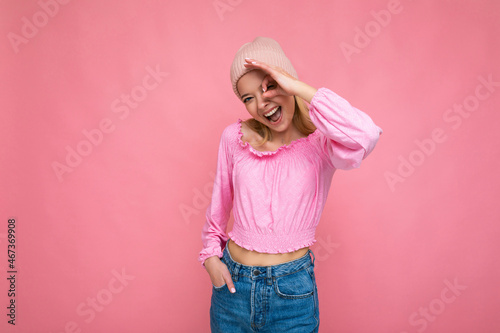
[{"xmin": 222, "ymin": 242, "xmax": 315, "ymax": 283}]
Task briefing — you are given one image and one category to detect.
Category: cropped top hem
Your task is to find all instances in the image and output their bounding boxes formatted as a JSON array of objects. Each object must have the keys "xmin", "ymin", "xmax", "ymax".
[{"xmin": 228, "ymin": 224, "xmax": 317, "ymax": 254}]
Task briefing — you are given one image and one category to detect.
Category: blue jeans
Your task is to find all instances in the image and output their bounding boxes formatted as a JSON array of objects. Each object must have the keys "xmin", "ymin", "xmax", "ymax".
[{"xmin": 210, "ymin": 243, "xmax": 320, "ymax": 332}]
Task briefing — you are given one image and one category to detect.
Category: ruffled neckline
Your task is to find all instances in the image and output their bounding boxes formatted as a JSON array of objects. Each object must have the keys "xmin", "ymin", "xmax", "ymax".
[{"xmin": 236, "ymin": 118, "xmax": 319, "ymax": 157}]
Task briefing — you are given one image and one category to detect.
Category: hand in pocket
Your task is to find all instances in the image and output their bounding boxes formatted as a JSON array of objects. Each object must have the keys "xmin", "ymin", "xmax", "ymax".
[{"xmin": 204, "ymin": 256, "xmax": 236, "ymax": 293}]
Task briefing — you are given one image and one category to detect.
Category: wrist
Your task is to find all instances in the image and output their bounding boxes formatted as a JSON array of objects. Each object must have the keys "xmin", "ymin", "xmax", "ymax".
[
  {"xmin": 294, "ymin": 81, "xmax": 318, "ymax": 104},
  {"xmin": 204, "ymin": 255, "xmax": 220, "ymax": 267}
]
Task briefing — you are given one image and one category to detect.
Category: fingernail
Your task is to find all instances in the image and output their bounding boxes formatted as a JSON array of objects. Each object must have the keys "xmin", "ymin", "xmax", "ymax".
[
  {"xmin": 231, "ymin": 288, "xmax": 236, "ymax": 293},
  {"xmin": 251, "ymin": 61, "xmax": 256, "ymax": 64}
]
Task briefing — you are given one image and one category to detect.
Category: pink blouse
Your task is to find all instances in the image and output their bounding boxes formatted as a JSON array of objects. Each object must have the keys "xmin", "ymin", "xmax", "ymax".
[{"xmin": 198, "ymin": 87, "xmax": 383, "ymax": 267}]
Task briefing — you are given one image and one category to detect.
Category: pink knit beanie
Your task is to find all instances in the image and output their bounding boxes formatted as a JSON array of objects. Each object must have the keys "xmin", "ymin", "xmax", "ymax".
[{"xmin": 230, "ymin": 36, "xmax": 298, "ymax": 99}]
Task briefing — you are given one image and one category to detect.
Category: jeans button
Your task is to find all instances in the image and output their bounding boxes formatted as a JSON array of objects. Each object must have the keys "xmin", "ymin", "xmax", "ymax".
[{"xmin": 253, "ymin": 270, "xmax": 260, "ymax": 276}]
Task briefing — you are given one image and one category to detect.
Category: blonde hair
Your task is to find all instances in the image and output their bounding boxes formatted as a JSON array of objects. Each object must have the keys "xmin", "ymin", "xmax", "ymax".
[{"xmin": 243, "ymin": 96, "xmax": 317, "ymax": 147}]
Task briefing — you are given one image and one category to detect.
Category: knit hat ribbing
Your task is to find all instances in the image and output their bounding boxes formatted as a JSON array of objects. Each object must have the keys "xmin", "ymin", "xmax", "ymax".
[{"xmin": 230, "ymin": 37, "xmax": 298, "ymax": 99}]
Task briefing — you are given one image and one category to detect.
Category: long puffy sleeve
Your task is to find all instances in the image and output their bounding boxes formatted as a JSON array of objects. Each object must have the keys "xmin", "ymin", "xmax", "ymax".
[
  {"xmin": 198, "ymin": 124, "xmax": 235, "ymax": 267},
  {"xmin": 308, "ymin": 87, "xmax": 383, "ymax": 170}
]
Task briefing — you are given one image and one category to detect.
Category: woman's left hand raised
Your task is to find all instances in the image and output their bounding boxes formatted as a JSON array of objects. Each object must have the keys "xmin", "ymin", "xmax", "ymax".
[
  {"xmin": 243, "ymin": 58, "xmax": 318, "ymax": 103},
  {"xmin": 243, "ymin": 58, "xmax": 300, "ymax": 98}
]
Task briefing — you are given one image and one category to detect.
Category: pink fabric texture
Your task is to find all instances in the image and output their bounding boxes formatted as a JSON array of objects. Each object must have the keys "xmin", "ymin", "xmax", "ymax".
[{"xmin": 198, "ymin": 87, "xmax": 383, "ymax": 266}]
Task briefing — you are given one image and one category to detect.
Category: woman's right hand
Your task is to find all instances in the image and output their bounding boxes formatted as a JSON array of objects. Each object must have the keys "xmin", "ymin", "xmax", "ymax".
[{"xmin": 204, "ymin": 256, "xmax": 236, "ymax": 293}]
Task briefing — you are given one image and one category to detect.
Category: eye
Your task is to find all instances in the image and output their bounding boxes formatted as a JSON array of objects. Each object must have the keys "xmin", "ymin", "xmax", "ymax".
[
  {"xmin": 243, "ymin": 96, "xmax": 252, "ymax": 103},
  {"xmin": 266, "ymin": 83, "xmax": 276, "ymax": 90}
]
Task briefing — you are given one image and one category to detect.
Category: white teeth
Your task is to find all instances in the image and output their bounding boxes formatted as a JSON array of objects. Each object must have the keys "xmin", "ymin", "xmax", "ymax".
[{"xmin": 264, "ymin": 106, "xmax": 279, "ymax": 117}]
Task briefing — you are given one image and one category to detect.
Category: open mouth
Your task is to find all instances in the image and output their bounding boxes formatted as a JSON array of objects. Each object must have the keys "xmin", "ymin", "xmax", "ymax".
[{"xmin": 263, "ymin": 106, "xmax": 282, "ymax": 124}]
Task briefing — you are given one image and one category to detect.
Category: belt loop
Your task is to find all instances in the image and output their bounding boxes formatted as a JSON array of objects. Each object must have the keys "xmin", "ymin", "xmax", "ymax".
[
  {"xmin": 266, "ymin": 266, "xmax": 272, "ymax": 286},
  {"xmin": 309, "ymin": 249, "xmax": 316, "ymax": 266},
  {"xmin": 233, "ymin": 263, "xmax": 240, "ymax": 282}
]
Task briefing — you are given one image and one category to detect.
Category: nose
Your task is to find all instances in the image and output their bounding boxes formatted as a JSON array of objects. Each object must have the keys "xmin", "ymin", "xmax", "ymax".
[{"xmin": 257, "ymin": 91, "xmax": 269, "ymax": 112}]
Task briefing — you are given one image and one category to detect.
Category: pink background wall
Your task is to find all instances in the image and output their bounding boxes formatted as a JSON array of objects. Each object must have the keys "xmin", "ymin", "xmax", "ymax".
[{"xmin": 1, "ymin": 0, "xmax": 499, "ymax": 332}]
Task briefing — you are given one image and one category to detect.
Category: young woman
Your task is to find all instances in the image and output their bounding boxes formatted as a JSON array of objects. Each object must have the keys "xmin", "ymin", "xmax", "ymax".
[{"xmin": 198, "ymin": 36, "xmax": 383, "ymax": 332}]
